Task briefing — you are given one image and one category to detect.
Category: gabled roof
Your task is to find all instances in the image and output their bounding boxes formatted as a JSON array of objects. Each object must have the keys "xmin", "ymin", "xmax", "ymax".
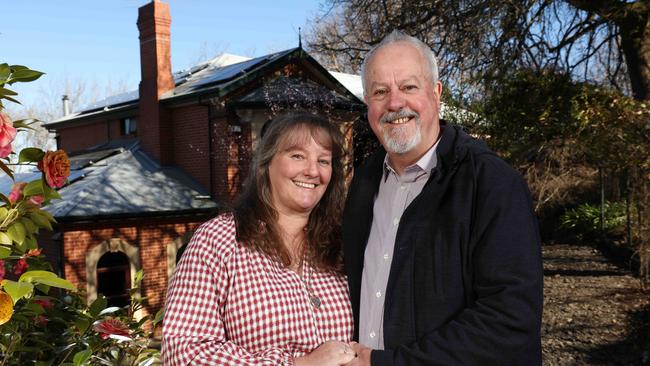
[
  {"xmin": 45, "ymin": 48, "xmax": 364, "ymax": 128},
  {"xmin": 0, "ymin": 141, "xmax": 219, "ymax": 220}
]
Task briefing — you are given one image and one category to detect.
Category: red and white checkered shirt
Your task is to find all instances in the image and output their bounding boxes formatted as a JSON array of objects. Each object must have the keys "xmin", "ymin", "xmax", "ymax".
[{"xmin": 162, "ymin": 214, "xmax": 354, "ymax": 366}]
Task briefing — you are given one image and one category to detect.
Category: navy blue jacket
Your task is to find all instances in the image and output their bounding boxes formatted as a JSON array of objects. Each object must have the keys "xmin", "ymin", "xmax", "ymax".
[{"xmin": 343, "ymin": 123, "xmax": 543, "ymax": 365}]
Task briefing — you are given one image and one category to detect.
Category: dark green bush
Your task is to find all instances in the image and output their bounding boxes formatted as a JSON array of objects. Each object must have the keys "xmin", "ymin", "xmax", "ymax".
[{"xmin": 560, "ymin": 202, "xmax": 626, "ymax": 242}]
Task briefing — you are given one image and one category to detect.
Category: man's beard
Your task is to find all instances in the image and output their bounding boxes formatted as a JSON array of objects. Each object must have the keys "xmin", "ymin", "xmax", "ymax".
[{"xmin": 379, "ymin": 108, "xmax": 422, "ymax": 154}]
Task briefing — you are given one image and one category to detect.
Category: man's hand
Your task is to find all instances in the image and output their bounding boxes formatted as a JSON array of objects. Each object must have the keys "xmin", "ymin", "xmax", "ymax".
[{"xmin": 343, "ymin": 342, "xmax": 371, "ymax": 366}]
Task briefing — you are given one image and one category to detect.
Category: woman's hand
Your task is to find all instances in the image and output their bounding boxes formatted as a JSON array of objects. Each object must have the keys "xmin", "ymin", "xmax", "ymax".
[{"xmin": 295, "ymin": 340, "xmax": 356, "ymax": 366}]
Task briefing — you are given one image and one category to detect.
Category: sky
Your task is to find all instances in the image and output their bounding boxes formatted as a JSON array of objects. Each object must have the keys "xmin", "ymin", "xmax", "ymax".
[{"xmin": 2, "ymin": 0, "xmax": 325, "ymax": 117}]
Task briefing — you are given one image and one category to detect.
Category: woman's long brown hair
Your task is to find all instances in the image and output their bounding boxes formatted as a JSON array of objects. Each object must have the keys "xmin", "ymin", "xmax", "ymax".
[{"xmin": 233, "ymin": 112, "xmax": 346, "ymax": 273}]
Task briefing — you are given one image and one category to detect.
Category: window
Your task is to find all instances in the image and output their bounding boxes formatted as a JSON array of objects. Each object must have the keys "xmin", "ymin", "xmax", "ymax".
[
  {"xmin": 121, "ymin": 117, "xmax": 137, "ymax": 136},
  {"xmin": 97, "ymin": 251, "xmax": 131, "ymax": 308}
]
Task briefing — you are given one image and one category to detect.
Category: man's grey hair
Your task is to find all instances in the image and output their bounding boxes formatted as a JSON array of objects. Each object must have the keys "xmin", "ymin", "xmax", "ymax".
[{"xmin": 361, "ymin": 30, "xmax": 439, "ymax": 96}]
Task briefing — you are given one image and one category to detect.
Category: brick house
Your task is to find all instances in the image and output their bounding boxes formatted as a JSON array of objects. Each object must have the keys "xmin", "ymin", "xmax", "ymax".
[{"xmin": 35, "ymin": 0, "xmax": 364, "ymax": 318}]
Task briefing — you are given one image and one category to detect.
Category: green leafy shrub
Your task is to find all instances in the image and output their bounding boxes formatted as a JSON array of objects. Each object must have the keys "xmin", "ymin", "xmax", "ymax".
[
  {"xmin": 560, "ymin": 201, "xmax": 626, "ymax": 242},
  {"xmin": 0, "ymin": 63, "xmax": 161, "ymax": 365}
]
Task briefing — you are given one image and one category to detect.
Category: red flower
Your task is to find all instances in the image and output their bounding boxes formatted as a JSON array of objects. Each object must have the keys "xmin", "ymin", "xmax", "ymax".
[
  {"xmin": 0, "ymin": 113, "xmax": 16, "ymax": 159},
  {"xmin": 33, "ymin": 299, "xmax": 53, "ymax": 310},
  {"xmin": 13, "ymin": 258, "xmax": 28, "ymax": 276},
  {"xmin": 8, "ymin": 182, "xmax": 27, "ymax": 203},
  {"xmin": 26, "ymin": 248, "xmax": 42, "ymax": 257},
  {"xmin": 37, "ymin": 150, "xmax": 70, "ymax": 188},
  {"xmin": 0, "ymin": 260, "xmax": 5, "ymax": 282},
  {"xmin": 93, "ymin": 318, "xmax": 131, "ymax": 340},
  {"xmin": 34, "ymin": 315, "xmax": 49, "ymax": 327}
]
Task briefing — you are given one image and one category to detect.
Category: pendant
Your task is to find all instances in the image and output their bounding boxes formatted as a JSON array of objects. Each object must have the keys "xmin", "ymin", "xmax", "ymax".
[{"xmin": 309, "ymin": 295, "xmax": 321, "ymax": 309}]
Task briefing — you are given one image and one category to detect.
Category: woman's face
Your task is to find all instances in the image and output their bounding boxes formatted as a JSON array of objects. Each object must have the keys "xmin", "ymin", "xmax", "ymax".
[{"xmin": 268, "ymin": 132, "xmax": 333, "ymax": 217}]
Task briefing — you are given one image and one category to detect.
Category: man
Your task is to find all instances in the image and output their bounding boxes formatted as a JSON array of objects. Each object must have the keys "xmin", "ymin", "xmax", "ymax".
[{"xmin": 343, "ymin": 30, "xmax": 543, "ymax": 365}]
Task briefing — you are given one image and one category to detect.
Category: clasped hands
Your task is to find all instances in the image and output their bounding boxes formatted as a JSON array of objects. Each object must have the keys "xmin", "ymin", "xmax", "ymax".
[{"xmin": 295, "ymin": 340, "xmax": 371, "ymax": 366}]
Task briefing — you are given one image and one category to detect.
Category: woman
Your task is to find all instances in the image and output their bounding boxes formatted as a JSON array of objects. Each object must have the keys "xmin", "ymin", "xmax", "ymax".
[{"xmin": 162, "ymin": 112, "xmax": 355, "ymax": 365}]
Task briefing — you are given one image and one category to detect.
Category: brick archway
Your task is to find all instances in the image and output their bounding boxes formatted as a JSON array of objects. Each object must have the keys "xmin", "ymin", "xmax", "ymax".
[{"xmin": 86, "ymin": 238, "xmax": 141, "ymax": 304}]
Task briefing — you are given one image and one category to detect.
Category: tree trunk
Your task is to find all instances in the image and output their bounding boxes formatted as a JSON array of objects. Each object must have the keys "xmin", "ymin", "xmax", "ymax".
[{"xmin": 617, "ymin": 12, "xmax": 650, "ymax": 101}]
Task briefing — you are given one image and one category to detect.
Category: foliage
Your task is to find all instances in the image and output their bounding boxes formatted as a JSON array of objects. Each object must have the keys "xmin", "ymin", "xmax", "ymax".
[
  {"xmin": 560, "ymin": 202, "xmax": 627, "ymax": 241},
  {"xmin": 0, "ymin": 63, "xmax": 161, "ymax": 364}
]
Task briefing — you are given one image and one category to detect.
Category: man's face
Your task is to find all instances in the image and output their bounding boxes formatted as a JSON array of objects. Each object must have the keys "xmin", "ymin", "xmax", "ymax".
[{"xmin": 364, "ymin": 42, "xmax": 442, "ymax": 159}]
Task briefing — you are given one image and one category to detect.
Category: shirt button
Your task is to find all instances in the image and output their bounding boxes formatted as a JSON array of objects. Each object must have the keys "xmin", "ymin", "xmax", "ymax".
[
  {"xmin": 370, "ymin": 331, "xmax": 376, "ymax": 338},
  {"xmin": 383, "ymin": 253, "xmax": 390, "ymax": 260},
  {"xmin": 393, "ymin": 218, "xmax": 399, "ymax": 226},
  {"xmin": 375, "ymin": 291, "xmax": 382, "ymax": 298},
  {"xmin": 400, "ymin": 185, "xmax": 406, "ymax": 190}
]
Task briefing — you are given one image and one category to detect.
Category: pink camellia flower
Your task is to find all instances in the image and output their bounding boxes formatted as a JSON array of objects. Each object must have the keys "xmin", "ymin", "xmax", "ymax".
[
  {"xmin": 29, "ymin": 195, "xmax": 44, "ymax": 207},
  {"xmin": 34, "ymin": 299, "xmax": 54, "ymax": 310},
  {"xmin": 13, "ymin": 258, "xmax": 28, "ymax": 276},
  {"xmin": 0, "ymin": 112, "xmax": 16, "ymax": 159},
  {"xmin": 8, "ymin": 182, "xmax": 27, "ymax": 203},
  {"xmin": 93, "ymin": 318, "xmax": 131, "ymax": 340},
  {"xmin": 37, "ymin": 150, "xmax": 70, "ymax": 188}
]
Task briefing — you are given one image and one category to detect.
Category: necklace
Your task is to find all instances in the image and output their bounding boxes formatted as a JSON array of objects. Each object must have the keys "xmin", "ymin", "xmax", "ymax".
[
  {"xmin": 298, "ymin": 255, "xmax": 321, "ymax": 309},
  {"xmin": 303, "ymin": 264, "xmax": 322, "ymax": 309}
]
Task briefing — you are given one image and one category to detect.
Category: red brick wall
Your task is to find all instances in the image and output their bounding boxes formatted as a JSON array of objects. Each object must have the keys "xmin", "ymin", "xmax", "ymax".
[
  {"xmin": 61, "ymin": 215, "xmax": 210, "ymax": 315},
  {"xmin": 211, "ymin": 116, "xmax": 231, "ymax": 202},
  {"xmin": 57, "ymin": 122, "xmax": 110, "ymax": 153},
  {"xmin": 171, "ymin": 105, "xmax": 210, "ymax": 191}
]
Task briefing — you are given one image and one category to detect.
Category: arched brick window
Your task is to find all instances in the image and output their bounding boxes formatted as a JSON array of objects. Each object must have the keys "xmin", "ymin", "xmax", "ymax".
[
  {"xmin": 97, "ymin": 251, "xmax": 130, "ymax": 308},
  {"xmin": 86, "ymin": 238, "xmax": 141, "ymax": 305}
]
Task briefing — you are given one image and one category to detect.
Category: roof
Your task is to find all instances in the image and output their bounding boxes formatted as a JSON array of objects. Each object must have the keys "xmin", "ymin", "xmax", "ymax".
[
  {"xmin": 46, "ymin": 49, "xmax": 364, "ymax": 127},
  {"xmin": 0, "ymin": 140, "xmax": 219, "ymax": 219}
]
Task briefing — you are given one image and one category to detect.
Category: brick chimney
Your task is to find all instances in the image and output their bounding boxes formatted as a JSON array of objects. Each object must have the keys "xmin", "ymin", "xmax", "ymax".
[{"xmin": 137, "ymin": 0, "xmax": 174, "ymax": 164}]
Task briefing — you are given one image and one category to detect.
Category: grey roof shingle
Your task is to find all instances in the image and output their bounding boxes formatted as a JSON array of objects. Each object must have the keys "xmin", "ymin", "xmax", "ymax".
[{"xmin": 0, "ymin": 141, "xmax": 218, "ymax": 219}]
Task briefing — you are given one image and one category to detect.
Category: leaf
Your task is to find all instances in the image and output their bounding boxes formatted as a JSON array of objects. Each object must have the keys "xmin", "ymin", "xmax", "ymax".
[
  {"xmin": 73, "ymin": 348, "xmax": 92, "ymax": 366},
  {"xmin": 98, "ymin": 306, "xmax": 121, "ymax": 316},
  {"xmin": 43, "ymin": 184, "xmax": 61, "ymax": 200},
  {"xmin": 23, "ymin": 235, "xmax": 37, "ymax": 250},
  {"xmin": 31, "ymin": 276, "xmax": 75, "ymax": 290},
  {"xmin": 29, "ymin": 211, "xmax": 53, "ymax": 231},
  {"xmin": 0, "ymin": 63, "xmax": 9, "ymax": 84},
  {"xmin": 9, "ymin": 68, "xmax": 44, "ymax": 83},
  {"xmin": 20, "ymin": 270, "xmax": 76, "ymax": 290},
  {"xmin": 0, "ymin": 94, "xmax": 20, "ymax": 105},
  {"xmin": 89, "ymin": 296, "xmax": 107, "ymax": 317},
  {"xmin": 153, "ymin": 307, "xmax": 164, "ymax": 326},
  {"xmin": 0, "ymin": 232, "xmax": 10, "ymax": 246},
  {"xmin": 19, "ymin": 270, "xmax": 58, "ymax": 281},
  {"xmin": 2, "ymin": 279, "xmax": 34, "ymax": 304},
  {"xmin": 18, "ymin": 148, "xmax": 45, "ymax": 164},
  {"xmin": 23, "ymin": 179, "xmax": 45, "ymax": 197},
  {"xmin": 134, "ymin": 269, "xmax": 144, "ymax": 286},
  {"xmin": 0, "ymin": 87, "xmax": 17, "ymax": 96},
  {"xmin": 7, "ymin": 221, "xmax": 26, "ymax": 244},
  {"xmin": 0, "ymin": 160, "xmax": 14, "ymax": 180},
  {"xmin": 75, "ymin": 316, "xmax": 90, "ymax": 333},
  {"xmin": 0, "ymin": 245, "xmax": 10, "ymax": 258},
  {"xmin": 19, "ymin": 217, "xmax": 37, "ymax": 235}
]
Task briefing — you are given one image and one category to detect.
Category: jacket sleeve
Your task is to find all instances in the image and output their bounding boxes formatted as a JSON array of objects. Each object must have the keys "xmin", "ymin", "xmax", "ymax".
[
  {"xmin": 161, "ymin": 219, "xmax": 295, "ymax": 366},
  {"xmin": 372, "ymin": 156, "xmax": 543, "ymax": 366}
]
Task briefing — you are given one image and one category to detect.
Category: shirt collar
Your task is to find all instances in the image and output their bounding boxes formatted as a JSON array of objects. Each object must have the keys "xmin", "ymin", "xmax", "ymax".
[{"xmin": 382, "ymin": 140, "xmax": 440, "ymax": 180}]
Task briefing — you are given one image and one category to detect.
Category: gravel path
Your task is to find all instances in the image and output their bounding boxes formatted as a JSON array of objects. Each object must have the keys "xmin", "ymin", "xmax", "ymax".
[{"xmin": 542, "ymin": 243, "xmax": 650, "ymax": 365}]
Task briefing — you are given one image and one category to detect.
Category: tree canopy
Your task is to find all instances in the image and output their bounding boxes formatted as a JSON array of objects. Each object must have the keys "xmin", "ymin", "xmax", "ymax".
[{"xmin": 308, "ymin": 0, "xmax": 650, "ymax": 101}]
